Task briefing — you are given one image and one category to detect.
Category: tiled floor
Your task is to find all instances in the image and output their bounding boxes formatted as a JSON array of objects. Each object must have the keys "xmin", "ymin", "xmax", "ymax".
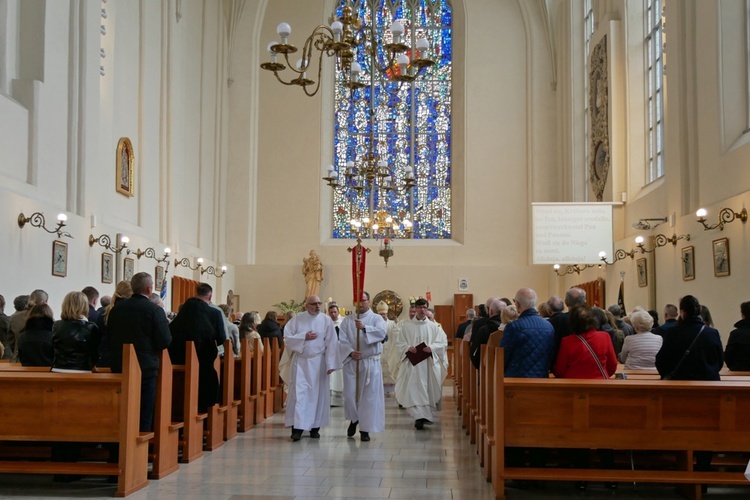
[{"xmin": 1, "ymin": 385, "xmax": 749, "ymax": 499}]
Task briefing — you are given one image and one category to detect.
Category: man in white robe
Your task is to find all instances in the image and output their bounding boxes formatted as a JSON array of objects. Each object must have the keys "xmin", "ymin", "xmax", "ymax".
[
  {"xmin": 283, "ymin": 295, "xmax": 340, "ymax": 441},
  {"xmin": 339, "ymin": 292, "xmax": 387, "ymax": 441},
  {"xmin": 376, "ymin": 301, "xmax": 397, "ymax": 388},
  {"xmin": 327, "ymin": 302, "xmax": 344, "ymax": 406},
  {"xmin": 395, "ymin": 298, "xmax": 449, "ymax": 429}
]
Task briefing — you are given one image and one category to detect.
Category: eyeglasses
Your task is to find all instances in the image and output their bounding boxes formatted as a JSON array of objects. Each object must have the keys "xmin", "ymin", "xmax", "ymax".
[{"xmin": 308, "ymin": 302, "xmax": 322, "ymax": 306}]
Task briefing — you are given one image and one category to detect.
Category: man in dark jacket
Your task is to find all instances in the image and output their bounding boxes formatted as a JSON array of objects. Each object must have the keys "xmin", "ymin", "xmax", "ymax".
[
  {"xmin": 108, "ymin": 272, "xmax": 172, "ymax": 432},
  {"xmin": 548, "ymin": 288, "xmax": 586, "ymax": 357},
  {"xmin": 724, "ymin": 301, "xmax": 750, "ymax": 371},
  {"xmin": 469, "ymin": 298, "xmax": 504, "ymax": 369},
  {"xmin": 168, "ymin": 283, "xmax": 226, "ymax": 412},
  {"xmin": 455, "ymin": 308, "xmax": 474, "ymax": 340}
]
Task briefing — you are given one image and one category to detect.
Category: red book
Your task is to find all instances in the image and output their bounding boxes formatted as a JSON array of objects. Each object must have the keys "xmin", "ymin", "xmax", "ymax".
[{"xmin": 405, "ymin": 342, "xmax": 431, "ymax": 366}]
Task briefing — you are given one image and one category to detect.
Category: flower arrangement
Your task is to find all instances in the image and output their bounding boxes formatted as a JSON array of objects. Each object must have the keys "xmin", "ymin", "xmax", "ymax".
[{"xmin": 273, "ymin": 299, "xmax": 305, "ymax": 314}]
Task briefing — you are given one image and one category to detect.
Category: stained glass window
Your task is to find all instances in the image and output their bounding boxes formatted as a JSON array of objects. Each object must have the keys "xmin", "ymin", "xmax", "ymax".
[{"xmin": 332, "ymin": 0, "xmax": 452, "ymax": 239}]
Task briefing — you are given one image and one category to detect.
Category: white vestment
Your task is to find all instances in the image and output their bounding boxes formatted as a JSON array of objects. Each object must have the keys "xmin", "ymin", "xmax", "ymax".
[
  {"xmin": 380, "ymin": 318, "xmax": 397, "ymax": 385},
  {"xmin": 394, "ymin": 318, "xmax": 449, "ymax": 421},
  {"xmin": 339, "ymin": 309, "xmax": 387, "ymax": 433},
  {"xmin": 283, "ymin": 311, "xmax": 340, "ymax": 430},
  {"xmin": 385, "ymin": 320, "xmax": 403, "ymax": 386},
  {"xmin": 329, "ymin": 316, "xmax": 344, "ymax": 406}
]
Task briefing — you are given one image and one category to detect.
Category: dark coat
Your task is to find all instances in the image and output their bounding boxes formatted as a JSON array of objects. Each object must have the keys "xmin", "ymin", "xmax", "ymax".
[
  {"xmin": 52, "ymin": 319, "xmax": 101, "ymax": 371},
  {"xmin": 169, "ymin": 298, "xmax": 225, "ymax": 411},
  {"xmin": 17, "ymin": 316, "xmax": 54, "ymax": 367},
  {"xmin": 108, "ymin": 294, "xmax": 172, "ymax": 378},
  {"xmin": 455, "ymin": 319, "xmax": 471, "ymax": 340},
  {"xmin": 469, "ymin": 315, "xmax": 502, "ymax": 369},
  {"xmin": 655, "ymin": 316, "xmax": 723, "ymax": 380},
  {"xmin": 258, "ymin": 318, "xmax": 283, "ymax": 347},
  {"xmin": 724, "ymin": 318, "xmax": 750, "ymax": 371}
]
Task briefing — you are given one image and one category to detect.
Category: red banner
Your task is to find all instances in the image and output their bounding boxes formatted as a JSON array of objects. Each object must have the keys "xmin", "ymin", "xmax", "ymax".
[{"xmin": 351, "ymin": 241, "xmax": 367, "ymax": 303}]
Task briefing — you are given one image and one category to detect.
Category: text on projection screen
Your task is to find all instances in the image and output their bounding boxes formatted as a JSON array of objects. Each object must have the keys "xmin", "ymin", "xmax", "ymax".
[{"xmin": 532, "ymin": 203, "xmax": 613, "ymax": 265}]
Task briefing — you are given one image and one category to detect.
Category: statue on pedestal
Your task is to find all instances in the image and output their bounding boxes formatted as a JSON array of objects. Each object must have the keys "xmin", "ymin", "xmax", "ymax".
[{"xmin": 302, "ymin": 250, "xmax": 323, "ymax": 298}]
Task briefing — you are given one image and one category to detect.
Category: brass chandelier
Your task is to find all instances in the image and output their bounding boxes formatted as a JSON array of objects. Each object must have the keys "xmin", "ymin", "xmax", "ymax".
[{"xmin": 260, "ymin": 3, "xmax": 435, "ymax": 97}]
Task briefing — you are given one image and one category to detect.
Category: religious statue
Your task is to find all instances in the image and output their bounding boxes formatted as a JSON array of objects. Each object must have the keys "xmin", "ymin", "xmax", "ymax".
[{"xmin": 302, "ymin": 250, "xmax": 323, "ymax": 298}]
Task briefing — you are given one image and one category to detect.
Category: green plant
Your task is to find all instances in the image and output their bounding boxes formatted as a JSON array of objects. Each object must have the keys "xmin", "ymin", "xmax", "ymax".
[{"xmin": 273, "ymin": 299, "xmax": 304, "ymax": 314}]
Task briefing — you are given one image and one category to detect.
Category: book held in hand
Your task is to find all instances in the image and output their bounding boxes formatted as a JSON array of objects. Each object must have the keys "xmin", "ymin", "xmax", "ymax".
[{"xmin": 405, "ymin": 342, "xmax": 431, "ymax": 365}]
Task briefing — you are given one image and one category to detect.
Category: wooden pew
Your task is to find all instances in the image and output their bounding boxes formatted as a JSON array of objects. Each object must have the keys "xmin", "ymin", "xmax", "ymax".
[
  {"xmin": 221, "ymin": 339, "xmax": 240, "ymax": 440},
  {"xmin": 272, "ymin": 341, "xmax": 284, "ymax": 413},
  {"xmin": 0, "ymin": 345, "xmax": 151, "ymax": 497},
  {"xmin": 480, "ymin": 331, "xmax": 502, "ymax": 482},
  {"xmin": 454, "ymin": 339, "xmax": 463, "ymax": 410},
  {"xmin": 491, "ymin": 347, "xmax": 750, "ymax": 500},
  {"xmin": 252, "ymin": 338, "xmax": 265, "ymax": 425},
  {"xmin": 235, "ymin": 338, "xmax": 256, "ymax": 432},
  {"xmin": 263, "ymin": 338, "xmax": 274, "ymax": 418},
  {"xmin": 204, "ymin": 357, "xmax": 225, "ymax": 451},
  {"xmin": 150, "ymin": 349, "xmax": 181, "ymax": 479},
  {"xmin": 468, "ymin": 353, "xmax": 478, "ymax": 444},
  {"xmin": 460, "ymin": 343, "xmax": 471, "ymax": 429},
  {"xmin": 171, "ymin": 341, "xmax": 206, "ymax": 463}
]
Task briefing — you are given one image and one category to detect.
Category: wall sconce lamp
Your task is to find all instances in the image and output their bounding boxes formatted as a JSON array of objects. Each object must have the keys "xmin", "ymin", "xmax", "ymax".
[
  {"xmin": 598, "ymin": 249, "xmax": 636, "ymax": 265},
  {"xmin": 174, "ymin": 257, "xmax": 202, "ymax": 271},
  {"xmin": 634, "ymin": 233, "xmax": 690, "ymax": 254},
  {"xmin": 695, "ymin": 207, "xmax": 747, "ymax": 231},
  {"xmin": 89, "ymin": 233, "xmax": 129, "ymax": 253},
  {"xmin": 129, "ymin": 246, "xmax": 171, "ymax": 263},
  {"xmin": 201, "ymin": 264, "xmax": 228, "ymax": 278},
  {"xmin": 553, "ymin": 263, "xmax": 597, "ymax": 276},
  {"xmin": 18, "ymin": 212, "xmax": 73, "ymax": 239}
]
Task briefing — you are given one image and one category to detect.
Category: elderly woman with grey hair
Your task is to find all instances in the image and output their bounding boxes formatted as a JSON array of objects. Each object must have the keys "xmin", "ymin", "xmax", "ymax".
[{"xmin": 619, "ymin": 309, "xmax": 663, "ymax": 369}]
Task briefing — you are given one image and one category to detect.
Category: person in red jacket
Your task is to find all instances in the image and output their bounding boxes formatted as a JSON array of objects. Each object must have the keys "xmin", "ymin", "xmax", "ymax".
[{"xmin": 553, "ymin": 305, "xmax": 618, "ymax": 379}]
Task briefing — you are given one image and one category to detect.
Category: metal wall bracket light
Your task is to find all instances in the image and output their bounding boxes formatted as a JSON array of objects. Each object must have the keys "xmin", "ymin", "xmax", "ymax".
[
  {"xmin": 89, "ymin": 234, "xmax": 129, "ymax": 253},
  {"xmin": 695, "ymin": 207, "xmax": 747, "ymax": 231},
  {"xmin": 201, "ymin": 264, "xmax": 227, "ymax": 278},
  {"xmin": 18, "ymin": 212, "xmax": 72, "ymax": 239},
  {"xmin": 174, "ymin": 257, "xmax": 202, "ymax": 271},
  {"xmin": 635, "ymin": 233, "xmax": 690, "ymax": 254},
  {"xmin": 129, "ymin": 246, "xmax": 171, "ymax": 263},
  {"xmin": 598, "ymin": 248, "xmax": 636, "ymax": 265},
  {"xmin": 553, "ymin": 264, "xmax": 597, "ymax": 276}
]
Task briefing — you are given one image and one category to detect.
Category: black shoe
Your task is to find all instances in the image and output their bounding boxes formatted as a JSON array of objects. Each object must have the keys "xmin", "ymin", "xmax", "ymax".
[
  {"xmin": 360, "ymin": 431, "xmax": 370, "ymax": 441},
  {"xmin": 309, "ymin": 428, "xmax": 320, "ymax": 439},
  {"xmin": 347, "ymin": 421, "xmax": 358, "ymax": 437},
  {"xmin": 291, "ymin": 429, "xmax": 302, "ymax": 441},
  {"xmin": 415, "ymin": 419, "xmax": 425, "ymax": 430}
]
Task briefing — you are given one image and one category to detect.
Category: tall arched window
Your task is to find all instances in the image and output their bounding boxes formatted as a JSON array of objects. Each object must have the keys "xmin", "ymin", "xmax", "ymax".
[{"xmin": 331, "ymin": 0, "xmax": 452, "ymax": 239}]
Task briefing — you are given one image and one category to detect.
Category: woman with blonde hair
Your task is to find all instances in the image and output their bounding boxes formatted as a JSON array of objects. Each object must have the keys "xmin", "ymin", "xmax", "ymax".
[
  {"xmin": 96, "ymin": 280, "xmax": 133, "ymax": 367},
  {"xmin": 239, "ymin": 312, "xmax": 264, "ymax": 355},
  {"xmin": 52, "ymin": 291, "xmax": 100, "ymax": 372}
]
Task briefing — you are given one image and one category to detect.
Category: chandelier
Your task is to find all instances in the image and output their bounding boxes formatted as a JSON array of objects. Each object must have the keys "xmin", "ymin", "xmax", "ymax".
[{"xmin": 260, "ymin": 3, "xmax": 434, "ymax": 97}]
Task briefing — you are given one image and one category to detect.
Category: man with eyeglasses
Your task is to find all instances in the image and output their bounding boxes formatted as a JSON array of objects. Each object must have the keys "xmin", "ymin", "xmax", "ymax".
[
  {"xmin": 338, "ymin": 292, "xmax": 387, "ymax": 441},
  {"xmin": 283, "ymin": 295, "xmax": 340, "ymax": 441},
  {"xmin": 395, "ymin": 298, "xmax": 449, "ymax": 430}
]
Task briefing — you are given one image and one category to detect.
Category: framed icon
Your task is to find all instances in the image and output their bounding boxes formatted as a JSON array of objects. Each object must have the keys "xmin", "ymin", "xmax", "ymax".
[
  {"xmin": 458, "ymin": 277, "xmax": 469, "ymax": 291},
  {"xmin": 52, "ymin": 240, "xmax": 68, "ymax": 278},
  {"xmin": 681, "ymin": 246, "xmax": 695, "ymax": 281},
  {"xmin": 116, "ymin": 137, "xmax": 135, "ymax": 197},
  {"xmin": 155, "ymin": 265, "xmax": 165, "ymax": 291},
  {"xmin": 102, "ymin": 253, "xmax": 114, "ymax": 284},
  {"xmin": 712, "ymin": 238, "xmax": 730, "ymax": 277},
  {"xmin": 636, "ymin": 258, "xmax": 647, "ymax": 288},
  {"xmin": 124, "ymin": 257, "xmax": 135, "ymax": 281}
]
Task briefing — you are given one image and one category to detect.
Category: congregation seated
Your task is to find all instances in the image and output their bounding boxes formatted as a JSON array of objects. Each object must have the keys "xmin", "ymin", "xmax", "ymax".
[
  {"xmin": 17, "ymin": 303, "xmax": 55, "ymax": 367},
  {"xmin": 52, "ymin": 291, "xmax": 101, "ymax": 373}
]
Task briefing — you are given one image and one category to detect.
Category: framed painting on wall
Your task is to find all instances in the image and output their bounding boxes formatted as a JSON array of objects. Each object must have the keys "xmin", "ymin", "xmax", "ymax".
[
  {"xmin": 636, "ymin": 258, "xmax": 647, "ymax": 288},
  {"xmin": 124, "ymin": 257, "xmax": 135, "ymax": 281},
  {"xmin": 712, "ymin": 238, "xmax": 730, "ymax": 277},
  {"xmin": 116, "ymin": 137, "xmax": 135, "ymax": 197},
  {"xmin": 102, "ymin": 253, "xmax": 114, "ymax": 284},
  {"xmin": 52, "ymin": 240, "xmax": 68, "ymax": 278},
  {"xmin": 681, "ymin": 246, "xmax": 695, "ymax": 281}
]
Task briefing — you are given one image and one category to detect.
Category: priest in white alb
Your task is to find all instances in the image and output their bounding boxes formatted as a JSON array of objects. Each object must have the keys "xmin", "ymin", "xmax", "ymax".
[
  {"xmin": 282, "ymin": 295, "xmax": 340, "ymax": 441},
  {"xmin": 338, "ymin": 292, "xmax": 387, "ymax": 441},
  {"xmin": 376, "ymin": 300, "xmax": 398, "ymax": 391},
  {"xmin": 327, "ymin": 301, "xmax": 345, "ymax": 406},
  {"xmin": 395, "ymin": 298, "xmax": 449, "ymax": 429}
]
